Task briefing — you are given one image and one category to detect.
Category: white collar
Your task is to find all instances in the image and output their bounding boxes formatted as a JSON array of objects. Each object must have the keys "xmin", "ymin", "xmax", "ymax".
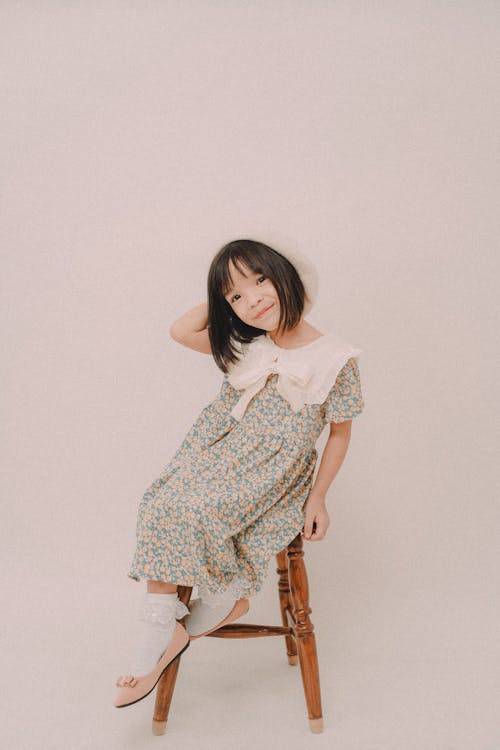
[{"xmin": 226, "ymin": 331, "xmax": 362, "ymax": 421}]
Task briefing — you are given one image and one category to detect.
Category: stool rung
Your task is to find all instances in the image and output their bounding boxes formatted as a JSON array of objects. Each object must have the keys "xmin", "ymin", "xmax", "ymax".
[{"xmin": 207, "ymin": 623, "xmax": 293, "ymax": 638}]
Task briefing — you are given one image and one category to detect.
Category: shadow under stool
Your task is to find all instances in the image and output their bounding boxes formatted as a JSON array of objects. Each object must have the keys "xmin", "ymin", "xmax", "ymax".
[{"xmin": 151, "ymin": 531, "xmax": 324, "ymax": 735}]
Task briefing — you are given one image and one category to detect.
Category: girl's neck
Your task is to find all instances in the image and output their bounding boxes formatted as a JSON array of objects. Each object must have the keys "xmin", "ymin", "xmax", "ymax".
[{"xmin": 268, "ymin": 320, "xmax": 323, "ymax": 349}]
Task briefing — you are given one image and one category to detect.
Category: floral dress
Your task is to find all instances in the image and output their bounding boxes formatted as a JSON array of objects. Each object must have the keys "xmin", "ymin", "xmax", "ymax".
[{"xmin": 127, "ymin": 330, "xmax": 365, "ymax": 602}]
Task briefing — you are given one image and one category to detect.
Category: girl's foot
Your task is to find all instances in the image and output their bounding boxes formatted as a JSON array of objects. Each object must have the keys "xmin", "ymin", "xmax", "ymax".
[
  {"xmin": 184, "ymin": 587, "xmax": 249, "ymax": 638},
  {"xmin": 114, "ymin": 622, "xmax": 190, "ymax": 708},
  {"xmin": 115, "ymin": 592, "xmax": 190, "ymax": 688}
]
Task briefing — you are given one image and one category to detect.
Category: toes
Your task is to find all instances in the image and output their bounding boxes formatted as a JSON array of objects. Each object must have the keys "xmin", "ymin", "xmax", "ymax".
[{"xmin": 116, "ymin": 674, "xmax": 136, "ymax": 687}]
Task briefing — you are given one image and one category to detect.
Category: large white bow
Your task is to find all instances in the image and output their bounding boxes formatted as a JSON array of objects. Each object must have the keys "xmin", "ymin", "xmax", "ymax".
[
  {"xmin": 227, "ymin": 352, "xmax": 315, "ymax": 421},
  {"xmin": 224, "ymin": 332, "xmax": 361, "ymax": 422}
]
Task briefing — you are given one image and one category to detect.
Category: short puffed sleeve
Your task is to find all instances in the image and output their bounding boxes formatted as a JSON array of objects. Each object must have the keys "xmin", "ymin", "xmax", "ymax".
[{"xmin": 322, "ymin": 356, "xmax": 364, "ymax": 423}]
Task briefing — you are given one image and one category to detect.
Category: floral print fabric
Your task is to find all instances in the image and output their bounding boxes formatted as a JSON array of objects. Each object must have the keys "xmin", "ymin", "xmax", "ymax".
[
  {"xmin": 323, "ymin": 357, "xmax": 364, "ymax": 423},
  {"xmin": 127, "ymin": 352, "xmax": 364, "ymax": 600}
]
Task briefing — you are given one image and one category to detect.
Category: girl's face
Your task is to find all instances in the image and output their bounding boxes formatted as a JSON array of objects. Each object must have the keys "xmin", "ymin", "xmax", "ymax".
[{"xmin": 223, "ymin": 259, "xmax": 281, "ymax": 332}]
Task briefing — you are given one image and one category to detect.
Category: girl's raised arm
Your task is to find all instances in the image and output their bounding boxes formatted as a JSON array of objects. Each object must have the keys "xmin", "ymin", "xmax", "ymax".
[{"xmin": 169, "ymin": 302, "xmax": 212, "ymax": 354}]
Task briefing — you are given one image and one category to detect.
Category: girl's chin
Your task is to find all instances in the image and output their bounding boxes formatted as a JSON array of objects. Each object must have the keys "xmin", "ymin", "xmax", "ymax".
[{"xmin": 254, "ymin": 316, "xmax": 276, "ymax": 329}]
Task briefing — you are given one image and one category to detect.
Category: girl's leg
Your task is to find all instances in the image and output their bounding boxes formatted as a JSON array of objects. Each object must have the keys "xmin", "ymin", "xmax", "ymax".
[
  {"xmin": 116, "ymin": 580, "xmax": 188, "ymax": 687},
  {"xmin": 147, "ymin": 580, "xmax": 178, "ymax": 593}
]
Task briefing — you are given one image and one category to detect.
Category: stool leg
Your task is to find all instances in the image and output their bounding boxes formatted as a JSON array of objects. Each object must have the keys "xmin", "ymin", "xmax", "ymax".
[
  {"xmin": 276, "ymin": 550, "xmax": 298, "ymax": 665},
  {"xmin": 287, "ymin": 535, "xmax": 324, "ymax": 733},
  {"xmin": 151, "ymin": 585, "xmax": 193, "ymax": 735}
]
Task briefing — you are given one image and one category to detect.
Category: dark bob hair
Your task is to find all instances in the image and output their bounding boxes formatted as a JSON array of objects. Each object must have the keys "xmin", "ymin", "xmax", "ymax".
[{"xmin": 207, "ymin": 239, "xmax": 306, "ymax": 374}]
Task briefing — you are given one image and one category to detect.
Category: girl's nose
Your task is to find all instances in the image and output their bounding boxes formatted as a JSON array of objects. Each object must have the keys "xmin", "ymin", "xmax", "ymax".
[{"xmin": 250, "ymin": 295, "xmax": 264, "ymax": 308}]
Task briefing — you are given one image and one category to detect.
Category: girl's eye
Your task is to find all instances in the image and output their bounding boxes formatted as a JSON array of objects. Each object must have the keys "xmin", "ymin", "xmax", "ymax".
[{"xmin": 229, "ymin": 275, "xmax": 267, "ymax": 303}]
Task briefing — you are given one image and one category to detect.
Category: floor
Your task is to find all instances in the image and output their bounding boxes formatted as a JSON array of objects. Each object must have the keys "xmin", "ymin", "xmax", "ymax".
[{"xmin": 5, "ymin": 560, "xmax": 499, "ymax": 750}]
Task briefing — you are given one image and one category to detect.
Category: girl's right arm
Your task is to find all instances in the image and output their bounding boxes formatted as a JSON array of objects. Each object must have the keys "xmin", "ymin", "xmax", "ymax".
[{"xmin": 169, "ymin": 302, "xmax": 213, "ymax": 354}]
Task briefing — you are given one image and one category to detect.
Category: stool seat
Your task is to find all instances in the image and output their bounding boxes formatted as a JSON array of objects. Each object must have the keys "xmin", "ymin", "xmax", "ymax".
[{"xmin": 151, "ymin": 532, "xmax": 324, "ymax": 734}]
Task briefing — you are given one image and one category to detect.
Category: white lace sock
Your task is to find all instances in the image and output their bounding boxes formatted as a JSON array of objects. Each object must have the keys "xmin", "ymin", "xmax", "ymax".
[
  {"xmin": 197, "ymin": 575, "xmax": 252, "ymax": 608},
  {"xmin": 128, "ymin": 592, "xmax": 189, "ymax": 677}
]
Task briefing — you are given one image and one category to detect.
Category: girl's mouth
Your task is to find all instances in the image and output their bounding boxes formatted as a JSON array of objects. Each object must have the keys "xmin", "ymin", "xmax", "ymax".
[{"xmin": 255, "ymin": 304, "xmax": 273, "ymax": 319}]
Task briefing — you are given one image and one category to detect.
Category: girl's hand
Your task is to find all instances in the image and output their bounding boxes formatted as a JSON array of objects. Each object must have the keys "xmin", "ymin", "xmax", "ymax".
[{"xmin": 302, "ymin": 491, "xmax": 330, "ymax": 542}]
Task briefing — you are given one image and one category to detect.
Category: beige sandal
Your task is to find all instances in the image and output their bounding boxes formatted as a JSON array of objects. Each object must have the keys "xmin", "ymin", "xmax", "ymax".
[{"xmin": 114, "ymin": 621, "xmax": 190, "ymax": 708}]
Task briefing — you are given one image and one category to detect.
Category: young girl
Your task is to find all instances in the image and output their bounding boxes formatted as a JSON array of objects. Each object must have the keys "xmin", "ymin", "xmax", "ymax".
[{"xmin": 115, "ymin": 236, "xmax": 365, "ymax": 708}]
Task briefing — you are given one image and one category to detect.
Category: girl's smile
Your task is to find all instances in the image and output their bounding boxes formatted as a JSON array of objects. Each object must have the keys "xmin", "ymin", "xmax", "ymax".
[{"xmin": 254, "ymin": 303, "xmax": 274, "ymax": 319}]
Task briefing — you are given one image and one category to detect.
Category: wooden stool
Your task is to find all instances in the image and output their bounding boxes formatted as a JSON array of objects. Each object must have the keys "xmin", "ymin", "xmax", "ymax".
[{"xmin": 151, "ymin": 532, "xmax": 324, "ymax": 734}]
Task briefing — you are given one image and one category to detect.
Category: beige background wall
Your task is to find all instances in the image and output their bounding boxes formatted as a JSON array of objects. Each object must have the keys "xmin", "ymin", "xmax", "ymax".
[{"xmin": 2, "ymin": 2, "xmax": 498, "ymax": 749}]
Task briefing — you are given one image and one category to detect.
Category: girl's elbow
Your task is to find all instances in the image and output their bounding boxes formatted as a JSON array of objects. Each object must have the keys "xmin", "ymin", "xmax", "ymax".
[{"xmin": 170, "ymin": 321, "xmax": 187, "ymax": 341}]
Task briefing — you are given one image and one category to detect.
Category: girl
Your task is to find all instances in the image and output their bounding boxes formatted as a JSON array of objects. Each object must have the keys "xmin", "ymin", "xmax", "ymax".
[{"xmin": 115, "ymin": 236, "xmax": 365, "ymax": 708}]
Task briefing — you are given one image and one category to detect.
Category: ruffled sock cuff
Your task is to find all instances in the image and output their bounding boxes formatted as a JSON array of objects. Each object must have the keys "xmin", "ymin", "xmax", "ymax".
[
  {"xmin": 141, "ymin": 592, "xmax": 190, "ymax": 623},
  {"xmin": 196, "ymin": 574, "xmax": 252, "ymax": 609}
]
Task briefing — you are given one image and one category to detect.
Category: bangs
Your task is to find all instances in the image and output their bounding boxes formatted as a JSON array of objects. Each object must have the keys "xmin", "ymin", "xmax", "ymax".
[{"xmin": 219, "ymin": 245, "xmax": 267, "ymax": 297}]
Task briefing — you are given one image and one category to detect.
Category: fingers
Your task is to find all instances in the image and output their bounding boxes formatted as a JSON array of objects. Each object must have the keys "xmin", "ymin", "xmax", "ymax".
[
  {"xmin": 302, "ymin": 514, "xmax": 329, "ymax": 542},
  {"xmin": 310, "ymin": 526, "xmax": 326, "ymax": 541},
  {"xmin": 302, "ymin": 521, "xmax": 313, "ymax": 540},
  {"xmin": 302, "ymin": 518, "xmax": 319, "ymax": 541},
  {"xmin": 302, "ymin": 509, "xmax": 316, "ymax": 539}
]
